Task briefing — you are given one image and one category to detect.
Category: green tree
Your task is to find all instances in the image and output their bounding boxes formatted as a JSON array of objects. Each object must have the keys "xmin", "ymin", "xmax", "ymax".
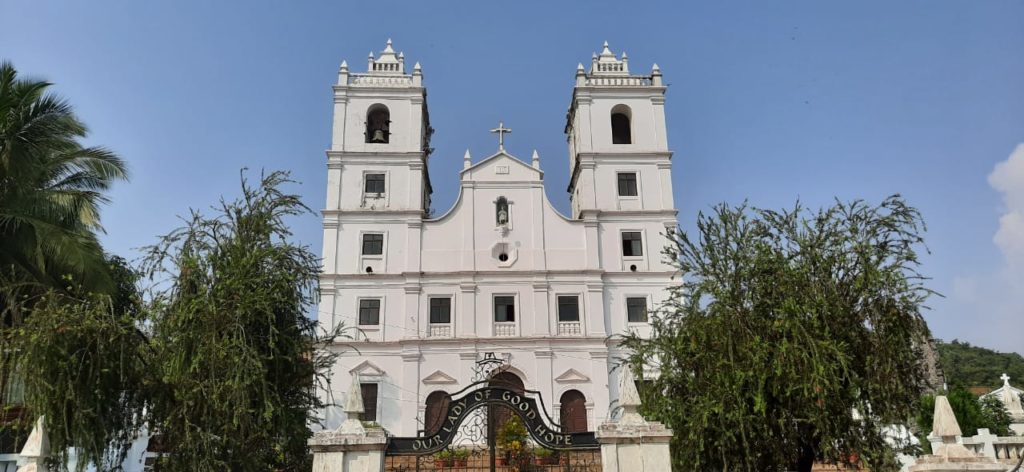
[
  {"xmin": 11, "ymin": 268, "xmax": 148, "ymax": 469},
  {"xmin": 623, "ymin": 196, "xmax": 934, "ymax": 472},
  {"xmin": 0, "ymin": 61, "xmax": 128, "ymax": 462},
  {"xmin": 0, "ymin": 61, "xmax": 128, "ymax": 310},
  {"xmin": 140, "ymin": 171, "xmax": 339, "ymax": 471},
  {"xmin": 12, "ymin": 172, "xmax": 344, "ymax": 471},
  {"xmin": 936, "ymin": 340, "xmax": 1024, "ymax": 389}
]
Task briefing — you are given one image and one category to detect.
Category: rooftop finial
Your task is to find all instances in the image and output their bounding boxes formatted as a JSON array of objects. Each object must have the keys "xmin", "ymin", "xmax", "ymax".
[
  {"xmin": 463, "ymin": 149, "xmax": 472, "ymax": 169},
  {"xmin": 531, "ymin": 150, "xmax": 540, "ymax": 169}
]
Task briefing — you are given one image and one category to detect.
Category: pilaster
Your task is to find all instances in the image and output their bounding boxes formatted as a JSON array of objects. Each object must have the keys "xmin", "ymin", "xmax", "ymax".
[
  {"xmin": 585, "ymin": 282, "xmax": 607, "ymax": 337},
  {"xmin": 534, "ymin": 350, "xmax": 554, "ymax": 411},
  {"xmin": 399, "ymin": 350, "xmax": 421, "ymax": 436},
  {"xmin": 402, "ymin": 282, "xmax": 421, "ymax": 339},
  {"xmin": 532, "ymin": 280, "xmax": 550, "ymax": 337},
  {"xmin": 458, "ymin": 283, "xmax": 477, "ymax": 338}
]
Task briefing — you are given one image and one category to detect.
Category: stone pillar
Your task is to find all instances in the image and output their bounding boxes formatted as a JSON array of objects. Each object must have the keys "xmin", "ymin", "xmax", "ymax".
[
  {"xmin": 309, "ymin": 428, "xmax": 387, "ymax": 472},
  {"xmin": 310, "ymin": 373, "xmax": 389, "ymax": 472},
  {"xmin": 595, "ymin": 366, "xmax": 673, "ymax": 472},
  {"xmin": 17, "ymin": 417, "xmax": 50, "ymax": 472}
]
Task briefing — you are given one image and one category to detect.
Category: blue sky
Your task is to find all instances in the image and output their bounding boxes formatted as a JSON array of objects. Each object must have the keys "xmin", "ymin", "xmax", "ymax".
[{"xmin": 2, "ymin": 1, "xmax": 1022, "ymax": 355}]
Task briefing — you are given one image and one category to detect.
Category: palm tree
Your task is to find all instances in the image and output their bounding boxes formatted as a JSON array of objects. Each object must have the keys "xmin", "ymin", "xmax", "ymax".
[{"xmin": 0, "ymin": 61, "xmax": 127, "ymax": 317}]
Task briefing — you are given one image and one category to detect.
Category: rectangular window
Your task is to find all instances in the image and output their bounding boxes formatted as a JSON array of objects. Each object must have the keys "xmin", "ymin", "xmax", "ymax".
[
  {"xmin": 627, "ymin": 297, "xmax": 648, "ymax": 323},
  {"xmin": 360, "ymin": 383, "xmax": 378, "ymax": 422},
  {"xmin": 617, "ymin": 173, "xmax": 638, "ymax": 196},
  {"xmin": 358, "ymin": 299, "xmax": 381, "ymax": 325},
  {"xmin": 494, "ymin": 296, "xmax": 515, "ymax": 322},
  {"xmin": 361, "ymin": 233, "xmax": 384, "ymax": 255},
  {"xmin": 622, "ymin": 232, "xmax": 643, "ymax": 257},
  {"xmin": 429, "ymin": 297, "xmax": 451, "ymax": 324},
  {"xmin": 557, "ymin": 295, "xmax": 580, "ymax": 322},
  {"xmin": 364, "ymin": 173, "xmax": 385, "ymax": 194}
]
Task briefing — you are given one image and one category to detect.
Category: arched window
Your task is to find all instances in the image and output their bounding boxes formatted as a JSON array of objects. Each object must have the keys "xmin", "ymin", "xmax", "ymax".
[
  {"xmin": 423, "ymin": 390, "xmax": 451, "ymax": 435},
  {"xmin": 366, "ymin": 104, "xmax": 390, "ymax": 143},
  {"xmin": 559, "ymin": 390, "xmax": 588, "ymax": 433},
  {"xmin": 496, "ymin": 196, "xmax": 509, "ymax": 226},
  {"xmin": 611, "ymin": 105, "xmax": 632, "ymax": 144}
]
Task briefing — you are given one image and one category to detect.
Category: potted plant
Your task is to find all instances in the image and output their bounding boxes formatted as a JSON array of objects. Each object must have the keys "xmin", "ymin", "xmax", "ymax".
[
  {"xmin": 533, "ymin": 447, "xmax": 557, "ymax": 465},
  {"xmin": 434, "ymin": 449, "xmax": 455, "ymax": 468},
  {"xmin": 452, "ymin": 448, "xmax": 469, "ymax": 467},
  {"xmin": 495, "ymin": 415, "xmax": 529, "ymax": 465}
]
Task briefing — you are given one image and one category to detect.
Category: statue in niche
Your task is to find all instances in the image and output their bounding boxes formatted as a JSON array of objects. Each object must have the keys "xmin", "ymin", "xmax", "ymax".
[{"xmin": 496, "ymin": 197, "xmax": 509, "ymax": 226}]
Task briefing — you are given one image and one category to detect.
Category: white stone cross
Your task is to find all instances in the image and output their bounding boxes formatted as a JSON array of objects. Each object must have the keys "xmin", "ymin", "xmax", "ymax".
[
  {"xmin": 1001, "ymin": 373, "xmax": 1011, "ymax": 386},
  {"xmin": 490, "ymin": 121, "xmax": 512, "ymax": 151}
]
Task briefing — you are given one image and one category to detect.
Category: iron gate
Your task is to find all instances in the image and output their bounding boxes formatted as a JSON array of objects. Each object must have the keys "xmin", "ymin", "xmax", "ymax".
[{"xmin": 383, "ymin": 355, "xmax": 601, "ymax": 471}]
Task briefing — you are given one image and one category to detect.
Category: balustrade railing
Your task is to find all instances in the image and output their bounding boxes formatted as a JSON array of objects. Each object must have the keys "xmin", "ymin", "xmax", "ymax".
[
  {"xmin": 348, "ymin": 74, "xmax": 414, "ymax": 87},
  {"xmin": 994, "ymin": 438, "xmax": 1024, "ymax": 460},
  {"xmin": 585, "ymin": 76, "xmax": 652, "ymax": 86},
  {"xmin": 557, "ymin": 321, "xmax": 582, "ymax": 336},
  {"xmin": 428, "ymin": 324, "xmax": 451, "ymax": 338},
  {"xmin": 957, "ymin": 429, "xmax": 1024, "ymax": 462},
  {"xmin": 493, "ymin": 322, "xmax": 515, "ymax": 337}
]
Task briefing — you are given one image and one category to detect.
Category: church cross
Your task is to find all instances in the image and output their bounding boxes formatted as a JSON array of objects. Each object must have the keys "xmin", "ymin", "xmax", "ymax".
[
  {"xmin": 1002, "ymin": 373, "xmax": 1011, "ymax": 386},
  {"xmin": 490, "ymin": 121, "xmax": 512, "ymax": 151}
]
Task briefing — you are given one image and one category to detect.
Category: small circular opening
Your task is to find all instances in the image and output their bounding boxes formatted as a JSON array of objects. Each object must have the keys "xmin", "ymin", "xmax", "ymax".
[
  {"xmin": 629, "ymin": 264, "xmax": 637, "ymax": 272},
  {"xmin": 498, "ymin": 253, "xmax": 509, "ymax": 262},
  {"xmin": 365, "ymin": 266, "xmax": 373, "ymax": 273}
]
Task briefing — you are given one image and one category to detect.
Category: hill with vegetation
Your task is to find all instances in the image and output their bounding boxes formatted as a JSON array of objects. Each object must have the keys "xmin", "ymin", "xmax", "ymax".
[{"xmin": 936, "ymin": 340, "xmax": 1024, "ymax": 389}]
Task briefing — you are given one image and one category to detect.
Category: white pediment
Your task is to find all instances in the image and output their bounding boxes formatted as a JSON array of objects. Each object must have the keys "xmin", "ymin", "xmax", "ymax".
[
  {"xmin": 554, "ymin": 368, "xmax": 591, "ymax": 384},
  {"xmin": 422, "ymin": 370, "xmax": 458, "ymax": 385},
  {"xmin": 349, "ymin": 360, "xmax": 386, "ymax": 378},
  {"xmin": 460, "ymin": 151, "xmax": 543, "ymax": 182}
]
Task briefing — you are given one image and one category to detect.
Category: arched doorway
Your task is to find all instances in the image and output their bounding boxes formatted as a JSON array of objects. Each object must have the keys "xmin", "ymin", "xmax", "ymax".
[
  {"xmin": 423, "ymin": 390, "xmax": 451, "ymax": 436},
  {"xmin": 559, "ymin": 390, "xmax": 588, "ymax": 433},
  {"xmin": 487, "ymin": 371, "xmax": 525, "ymax": 446}
]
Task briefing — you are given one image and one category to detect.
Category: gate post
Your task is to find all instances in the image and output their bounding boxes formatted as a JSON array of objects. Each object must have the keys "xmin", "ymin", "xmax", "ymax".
[
  {"xmin": 596, "ymin": 366, "xmax": 673, "ymax": 472},
  {"xmin": 309, "ymin": 428, "xmax": 387, "ymax": 472},
  {"xmin": 309, "ymin": 373, "xmax": 388, "ymax": 472}
]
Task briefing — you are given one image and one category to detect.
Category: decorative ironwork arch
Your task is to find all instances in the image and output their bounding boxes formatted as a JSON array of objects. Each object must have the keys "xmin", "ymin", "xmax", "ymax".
[{"xmin": 386, "ymin": 381, "xmax": 599, "ymax": 455}]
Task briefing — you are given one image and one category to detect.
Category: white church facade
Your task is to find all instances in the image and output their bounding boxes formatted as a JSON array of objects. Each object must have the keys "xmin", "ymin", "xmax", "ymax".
[{"xmin": 318, "ymin": 40, "xmax": 677, "ymax": 437}]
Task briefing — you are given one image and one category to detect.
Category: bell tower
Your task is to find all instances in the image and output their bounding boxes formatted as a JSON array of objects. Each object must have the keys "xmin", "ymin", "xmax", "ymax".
[
  {"xmin": 565, "ymin": 42, "xmax": 673, "ymax": 218},
  {"xmin": 326, "ymin": 39, "xmax": 433, "ymax": 213}
]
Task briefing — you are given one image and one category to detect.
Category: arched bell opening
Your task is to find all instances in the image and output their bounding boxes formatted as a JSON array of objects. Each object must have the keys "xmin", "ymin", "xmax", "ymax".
[
  {"xmin": 610, "ymin": 104, "xmax": 632, "ymax": 144},
  {"xmin": 365, "ymin": 104, "xmax": 391, "ymax": 143}
]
